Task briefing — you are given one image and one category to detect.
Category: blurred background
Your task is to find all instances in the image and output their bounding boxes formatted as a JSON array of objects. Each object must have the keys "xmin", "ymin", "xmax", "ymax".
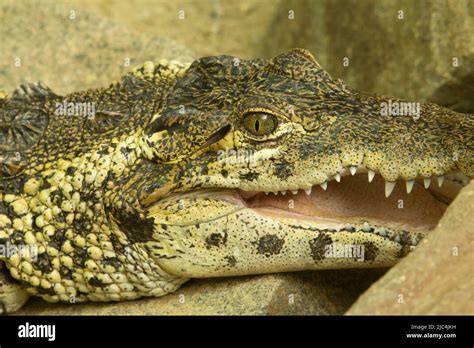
[{"xmin": 1, "ymin": 0, "xmax": 473, "ymax": 112}]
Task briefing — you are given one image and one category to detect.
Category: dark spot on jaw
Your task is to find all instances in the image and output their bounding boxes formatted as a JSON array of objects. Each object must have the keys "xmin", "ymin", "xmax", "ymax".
[
  {"xmin": 0, "ymin": 201, "xmax": 7, "ymax": 215},
  {"xmin": 221, "ymin": 169, "xmax": 228, "ymax": 178},
  {"xmin": 205, "ymin": 229, "xmax": 228, "ymax": 248},
  {"xmin": 256, "ymin": 235, "xmax": 284, "ymax": 256},
  {"xmin": 9, "ymin": 231, "xmax": 25, "ymax": 243},
  {"xmin": 309, "ymin": 233, "xmax": 332, "ymax": 262},
  {"xmin": 225, "ymin": 255, "xmax": 237, "ymax": 267},
  {"xmin": 239, "ymin": 171, "xmax": 259, "ymax": 181},
  {"xmin": 362, "ymin": 241, "xmax": 378, "ymax": 261},
  {"xmin": 146, "ymin": 118, "xmax": 186, "ymax": 136},
  {"xmin": 273, "ymin": 161, "xmax": 293, "ymax": 180}
]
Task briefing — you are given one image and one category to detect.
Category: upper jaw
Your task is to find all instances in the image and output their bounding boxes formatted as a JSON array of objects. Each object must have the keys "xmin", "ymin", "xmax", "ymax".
[
  {"xmin": 310, "ymin": 164, "xmax": 467, "ymax": 201},
  {"xmin": 234, "ymin": 161, "xmax": 466, "ymax": 202}
]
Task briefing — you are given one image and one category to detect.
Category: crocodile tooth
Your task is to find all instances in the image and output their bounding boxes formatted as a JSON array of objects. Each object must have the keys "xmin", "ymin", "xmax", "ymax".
[
  {"xmin": 406, "ymin": 180, "xmax": 414, "ymax": 194},
  {"xmin": 334, "ymin": 173, "xmax": 341, "ymax": 182},
  {"xmin": 320, "ymin": 182, "xmax": 327, "ymax": 190},
  {"xmin": 265, "ymin": 192, "xmax": 269, "ymax": 195},
  {"xmin": 394, "ymin": 235, "xmax": 401, "ymax": 243},
  {"xmin": 437, "ymin": 175, "xmax": 444, "ymax": 187},
  {"xmin": 368, "ymin": 170, "xmax": 375, "ymax": 183},
  {"xmin": 304, "ymin": 188, "xmax": 312, "ymax": 195},
  {"xmin": 378, "ymin": 228, "xmax": 388, "ymax": 237},
  {"xmin": 273, "ymin": 192, "xmax": 278, "ymax": 195},
  {"xmin": 424, "ymin": 177, "xmax": 431, "ymax": 189},
  {"xmin": 350, "ymin": 166, "xmax": 357, "ymax": 175},
  {"xmin": 385, "ymin": 181, "xmax": 396, "ymax": 197},
  {"xmin": 281, "ymin": 190, "xmax": 287, "ymax": 195},
  {"xmin": 344, "ymin": 224, "xmax": 355, "ymax": 232},
  {"xmin": 291, "ymin": 190, "xmax": 298, "ymax": 195},
  {"xmin": 362, "ymin": 222, "xmax": 371, "ymax": 232}
]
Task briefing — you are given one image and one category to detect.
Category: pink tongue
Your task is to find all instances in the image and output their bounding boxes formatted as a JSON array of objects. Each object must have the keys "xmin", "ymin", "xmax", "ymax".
[{"xmin": 245, "ymin": 175, "xmax": 446, "ymax": 230}]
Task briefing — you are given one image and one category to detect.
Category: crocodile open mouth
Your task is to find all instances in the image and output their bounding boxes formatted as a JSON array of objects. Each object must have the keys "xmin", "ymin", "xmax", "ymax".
[
  {"xmin": 236, "ymin": 169, "xmax": 466, "ymax": 245},
  {"xmin": 155, "ymin": 165, "xmax": 467, "ymax": 251}
]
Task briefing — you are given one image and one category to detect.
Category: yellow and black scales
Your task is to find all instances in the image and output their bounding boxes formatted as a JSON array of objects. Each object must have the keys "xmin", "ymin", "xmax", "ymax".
[{"xmin": 0, "ymin": 49, "xmax": 472, "ymax": 313}]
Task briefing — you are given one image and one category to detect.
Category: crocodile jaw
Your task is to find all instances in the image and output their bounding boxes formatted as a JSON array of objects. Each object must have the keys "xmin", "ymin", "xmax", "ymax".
[
  {"xmin": 244, "ymin": 173, "xmax": 447, "ymax": 233},
  {"xmin": 147, "ymin": 171, "xmax": 460, "ymax": 278}
]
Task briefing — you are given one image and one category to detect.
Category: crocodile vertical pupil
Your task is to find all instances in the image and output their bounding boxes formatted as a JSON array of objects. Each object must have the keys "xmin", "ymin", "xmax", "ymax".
[{"xmin": 243, "ymin": 112, "xmax": 277, "ymax": 136}]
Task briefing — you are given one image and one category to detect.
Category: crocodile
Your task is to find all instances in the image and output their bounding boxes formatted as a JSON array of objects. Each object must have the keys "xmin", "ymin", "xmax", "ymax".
[{"xmin": 0, "ymin": 48, "xmax": 472, "ymax": 313}]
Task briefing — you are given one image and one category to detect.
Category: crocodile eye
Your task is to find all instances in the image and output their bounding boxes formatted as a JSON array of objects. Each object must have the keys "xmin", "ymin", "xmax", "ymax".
[{"xmin": 243, "ymin": 112, "xmax": 278, "ymax": 136}]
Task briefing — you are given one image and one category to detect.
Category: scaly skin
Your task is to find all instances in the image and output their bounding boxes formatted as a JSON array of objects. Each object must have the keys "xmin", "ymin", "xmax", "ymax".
[{"xmin": 0, "ymin": 49, "xmax": 472, "ymax": 312}]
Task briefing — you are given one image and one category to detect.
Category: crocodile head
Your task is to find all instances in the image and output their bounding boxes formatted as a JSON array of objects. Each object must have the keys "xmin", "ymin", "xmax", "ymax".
[{"xmin": 132, "ymin": 49, "xmax": 472, "ymax": 278}]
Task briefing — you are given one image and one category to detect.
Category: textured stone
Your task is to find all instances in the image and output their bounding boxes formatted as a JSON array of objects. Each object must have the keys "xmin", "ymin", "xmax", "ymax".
[
  {"xmin": 62, "ymin": 0, "xmax": 474, "ymax": 111},
  {"xmin": 347, "ymin": 181, "xmax": 474, "ymax": 315},
  {"xmin": 0, "ymin": 0, "xmax": 195, "ymax": 94},
  {"xmin": 64, "ymin": 0, "xmax": 287, "ymax": 59},
  {"xmin": 265, "ymin": 0, "xmax": 474, "ymax": 111}
]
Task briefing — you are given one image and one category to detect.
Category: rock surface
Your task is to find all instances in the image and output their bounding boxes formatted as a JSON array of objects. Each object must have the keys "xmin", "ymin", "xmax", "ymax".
[
  {"xmin": 0, "ymin": 0, "xmax": 195, "ymax": 94},
  {"xmin": 302, "ymin": 0, "xmax": 474, "ymax": 107},
  {"xmin": 347, "ymin": 182, "xmax": 474, "ymax": 315},
  {"xmin": 65, "ymin": 0, "xmax": 474, "ymax": 109}
]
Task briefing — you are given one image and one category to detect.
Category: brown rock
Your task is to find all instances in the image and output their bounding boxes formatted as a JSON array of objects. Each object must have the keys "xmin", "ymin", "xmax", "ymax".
[
  {"xmin": 268, "ymin": 0, "xmax": 474, "ymax": 109},
  {"xmin": 0, "ymin": 0, "xmax": 195, "ymax": 94},
  {"xmin": 63, "ymin": 0, "xmax": 287, "ymax": 59},
  {"xmin": 60, "ymin": 0, "xmax": 474, "ymax": 110}
]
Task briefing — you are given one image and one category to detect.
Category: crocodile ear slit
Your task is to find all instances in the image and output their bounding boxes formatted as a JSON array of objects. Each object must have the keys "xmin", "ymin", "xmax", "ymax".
[{"xmin": 198, "ymin": 124, "xmax": 232, "ymax": 151}]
